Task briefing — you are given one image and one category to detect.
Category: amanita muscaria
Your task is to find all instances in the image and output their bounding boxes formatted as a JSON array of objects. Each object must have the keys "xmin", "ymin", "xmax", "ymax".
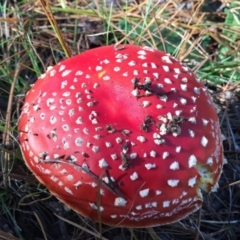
[{"xmin": 18, "ymin": 45, "xmax": 223, "ymax": 227}]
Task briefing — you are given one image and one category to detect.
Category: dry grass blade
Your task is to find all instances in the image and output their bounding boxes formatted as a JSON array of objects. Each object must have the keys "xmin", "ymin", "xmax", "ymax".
[
  {"xmin": 39, "ymin": 0, "xmax": 71, "ymax": 58},
  {"xmin": 1, "ymin": 64, "xmax": 20, "ymax": 187},
  {"xmin": 0, "ymin": 229, "xmax": 20, "ymax": 240},
  {"xmin": 147, "ymin": 227, "xmax": 162, "ymax": 240},
  {"xmin": 33, "ymin": 212, "xmax": 48, "ymax": 240},
  {"xmin": 53, "ymin": 213, "xmax": 109, "ymax": 240}
]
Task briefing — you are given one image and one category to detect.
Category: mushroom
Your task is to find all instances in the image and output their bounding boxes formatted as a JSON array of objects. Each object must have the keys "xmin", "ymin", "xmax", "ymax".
[{"xmin": 18, "ymin": 45, "xmax": 223, "ymax": 227}]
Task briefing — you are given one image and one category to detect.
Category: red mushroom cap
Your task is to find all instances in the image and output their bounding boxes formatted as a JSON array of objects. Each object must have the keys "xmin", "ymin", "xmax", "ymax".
[{"xmin": 18, "ymin": 45, "xmax": 223, "ymax": 227}]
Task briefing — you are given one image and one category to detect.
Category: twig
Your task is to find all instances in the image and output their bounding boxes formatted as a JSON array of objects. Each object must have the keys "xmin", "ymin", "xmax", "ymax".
[{"xmin": 42, "ymin": 159, "xmax": 126, "ymax": 200}]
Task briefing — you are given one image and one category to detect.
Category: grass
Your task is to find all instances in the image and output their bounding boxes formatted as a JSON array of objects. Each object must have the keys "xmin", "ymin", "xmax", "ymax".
[{"xmin": 0, "ymin": 0, "xmax": 240, "ymax": 239}]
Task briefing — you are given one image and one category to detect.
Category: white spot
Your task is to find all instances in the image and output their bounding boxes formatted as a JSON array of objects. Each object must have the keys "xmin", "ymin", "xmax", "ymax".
[
  {"xmin": 93, "ymin": 134, "xmax": 101, "ymax": 140},
  {"xmin": 66, "ymin": 99, "xmax": 72, "ymax": 105},
  {"xmin": 29, "ymin": 116, "xmax": 35, "ymax": 123},
  {"xmin": 131, "ymin": 212, "xmax": 138, "ymax": 216},
  {"xmin": 145, "ymin": 202, "xmax": 157, "ymax": 208},
  {"xmin": 114, "ymin": 67, "xmax": 120, "ymax": 72},
  {"xmin": 87, "ymin": 101, "xmax": 95, "ymax": 107},
  {"xmin": 130, "ymin": 172, "xmax": 138, "ymax": 180},
  {"xmin": 150, "ymin": 150, "xmax": 156, "ymax": 157},
  {"xmin": 137, "ymin": 136, "xmax": 146, "ymax": 142},
  {"xmin": 62, "ymin": 124, "xmax": 69, "ymax": 131},
  {"xmin": 201, "ymin": 136, "xmax": 208, "ymax": 147},
  {"xmin": 181, "ymin": 84, "xmax": 187, "ymax": 91},
  {"xmin": 83, "ymin": 128, "xmax": 89, "ymax": 135},
  {"xmin": 162, "ymin": 151, "xmax": 169, "ymax": 159},
  {"xmin": 192, "ymin": 96, "xmax": 197, "ymax": 103},
  {"xmin": 170, "ymin": 161, "xmax": 179, "ymax": 170},
  {"xmin": 74, "ymin": 181, "xmax": 82, "ymax": 188},
  {"xmin": 59, "ymin": 65, "xmax": 65, "ymax": 71},
  {"xmin": 194, "ymin": 87, "xmax": 200, "ymax": 94},
  {"xmin": 188, "ymin": 129, "xmax": 195, "ymax": 137},
  {"xmin": 105, "ymin": 142, "xmax": 111, "ymax": 148},
  {"xmin": 202, "ymin": 119, "xmax": 209, "ymax": 126},
  {"xmin": 160, "ymin": 95, "xmax": 168, "ymax": 102},
  {"xmin": 163, "ymin": 201, "xmax": 170, "ymax": 208},
  {"xmin": 162, "ymin": 55, "xmax": 172, "ymax": 63},
  {"xmin": 182, "ymin": 66, "xmax": 190, "ymax": 72},
  {"xmin": 89, "ymin": 203, "xmax": 104, "ymax": 212},
  {"xmin": 164, "ymin": 78, "xmax": 172, "ymax": 84},
  {"xmin": 122, "ymin": 72, "xmax": 128, "ymax": 77},
  {"xmin": 154, "ymin": 138, "xmax": 165, "ymax": 145},
  {"xmin": 142, "ymin": 46, "xmax": 155, "ymax": 52},
  {"xmin": 76, "ymin": 117, "xmax": 83, "ymax": 124},
  {"xmin": 188, "ymin": 176, "xmax": 197, "ymax": 187},
  {"xmin": 63, "ymin": 141, "xmax": 69, "ymax": 149},
  {"xmin": 136, "ymin": 205, "xmax": 142, "ymax": 210},
  {"xmin": 163, "ymin": 65, "xmax": 169, "ymax": 72},
  {"xmin": 175, "ymin": 110, "xmax": 182, "ymax": 116},
  {"xmin": 156, "ymin": 190, "xmax": 162, "ymax": 195},
  {"xmin": 99, "ymin": 158, "xmax": 108, "ymax": 168},
  {"xmin": 145, "ymin": 163, "xmax": 156, "ymax": 170},
  {"xmin": 116, "ymin": 137, "xmax": 122, "ymax": 144},
  {"xmin": 114, "ymin": 197, "xmax": 127, "ymax": 206},
  {"xmin": 167, "ymin": 112, "xmax": 173, "ymax": 120},
  {"xmin": 58, "ymin": 181, "xmax": 63, "ymax": 186},
  {"xmin": 44, "ymin": 169, "xmax": 51, "ymax": 174},
  {"xmin": 46, "ymin": 98, "xmax": 54, "ymax": 107},
  {"xmin": 103, "ymin": 59, "xmax": 110, "ymax": 64},
  {"xmin": 111, "ymin": 154, "xmax": 118, "ymax": 160},
  {"xmin": 139, "ymin": 189, "xmax": 149, "ymax": 197},
  {"xmin": 142, "ymin": 100, "xmax": 151, "ymax": 107},
  {"xmin": 128, "ymin": 61, "xmax": 136, "ymax": 66},
  {"xmin": 92, "ymin": 145, "xmax": 100, "ymax": 153},
  {"xmin": 50, "ymin": 69, "xmax": 56, "ymax": 76},
  {"xmin": 62, "ymin": 70, "xmax": 71, "ymax": 77},
  {"xmin": 40, "ymin": 113, "xmax": 45, "ymax": 120},
  {"xmin": 91, "ymin": 118, "xmax": 98, "ymax": 124},
  {"xmin": 103, "ymin": 76, "xmax": 110, "ymax": 81},
  {"xmin": 64, "ymin": 187, "xmax": 73, "ymax": 195},
  {"xmin": 68, "ymin": 109, "xmax": 75, "ymax": 117},
  {"xmin": 130, "ymin": 153, "xmax": 137, "ymax": 159},
  {"xmin": 168, "ymin": 179, "xmax": 179, "ymax": 187},
  {"xmin": 131, "ymin": 89, "xmax": 139, "ymax": 96},
  {"xmin": 151, "ymin": 62, "xmax": 157, "ymax": 68},
  {"xmin": 133, "ymin": 70, "xmax": 139, "ymax": 75},
  {"xmin": 75, "ymin": 137, "xmax": 83, "ymax": 146},
  {"xmin": 102, "ymin": 176, "xmax": 115, "ymax": 184},
  {"xmin": 62, "ymin": 91, "xmax": 70, "ymax": 97},
  {"xmin": 93, "ymin": 83, "xmax": 100, "ymax": 88},
  {"xmin": 67, "ymin": 174, "xmax": 74, "ymax": 181},
  {"xmin": 50, "ymin": 116, "xmax": 57, "ymax": 124},
  {"xmin": 91, "ymin": 182, "xmax": 97, "ymax": 188},
  {"xmin": 153, "ymin": 73, "xmax": 159, "ymax": 78},
  {"xmin": 188, "ymin": 155, "xmax": 197, "ymax": 168},
  {"xmin": 142, "ymin": 62, "xmax": 148, "ymax": 67},
  {"xmin": 188, "ymin": 117, "xmax": 196, "ymax": 124},
  {"xmin": 174, "ymin": 68, "xmax": 181, "ymax": 74},
  {"xmin": 81, "ymin": 83, "xmax": 87, "ymax": 88},
  {"xmin": 96, "ymin": 66, "xmax": 102, "ymax": 71},
  {"xmin": 137, "ymin": 50, "xmax": 146, "ymax": 55},
  {"xmin": 156, "ymin": 104, "xmax": 162, "ymax": 109},
  {"xmin": 111, "ymin": 215, "xmax": 117, "ymax": 219},
  {"xmin": 207, "ymin": 157, "xmax": 213, "ymax": 166},
  {"xmin": 179, "ymin": 98, "xmax": 187, "ymax": 105}
]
